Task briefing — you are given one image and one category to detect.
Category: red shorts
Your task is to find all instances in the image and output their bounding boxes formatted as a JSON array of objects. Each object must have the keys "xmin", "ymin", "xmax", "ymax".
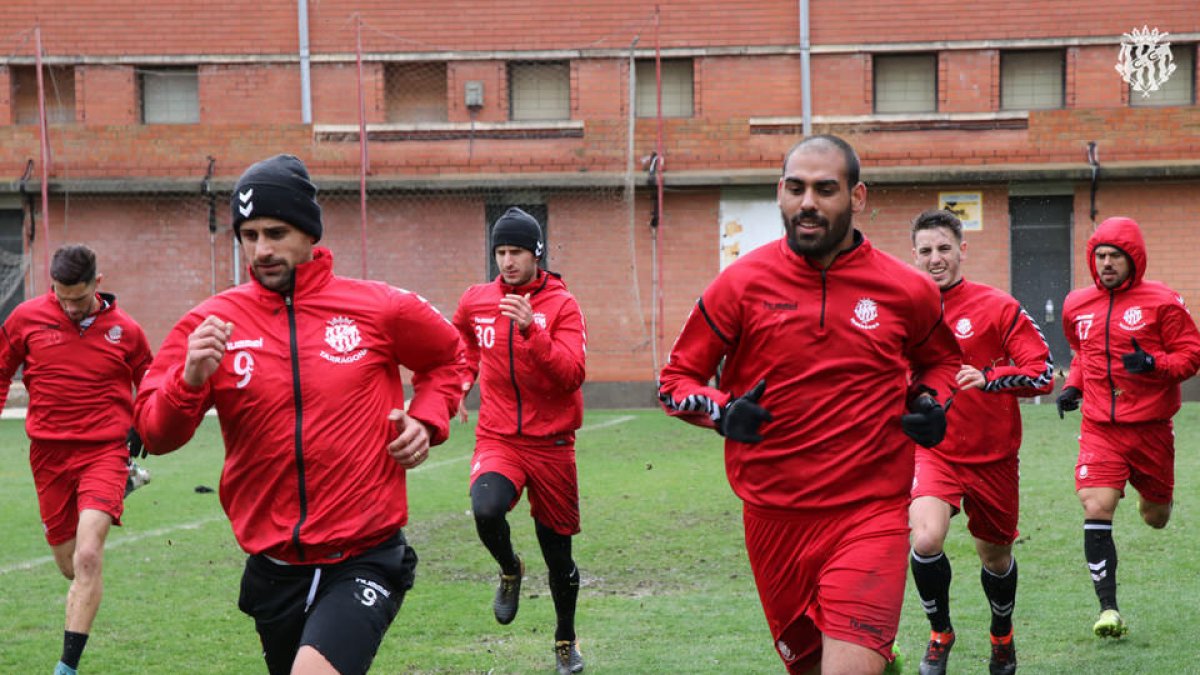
[
  {"xmin": 912, "ymin": 448, "xmax": 1020, "ymax": 546},
  {"xmin": 743, "ymin": 498, "xmax": 908, "ymax": 674},
  {"xmin": 30, "ymin": 439, "xmax": 127, "ymax": 546},
  {"xmin": 1075, "ymin": 418, "xmax": 1174, "ymax": 504},
  {"xmin": 469, "ymin": 432, "xmax": 579, "ymax": 536}
]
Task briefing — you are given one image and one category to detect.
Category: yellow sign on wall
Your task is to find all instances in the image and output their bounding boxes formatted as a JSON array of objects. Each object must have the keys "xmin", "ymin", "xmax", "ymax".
[{"xmin": 938, "ymin": 192, "xmax": 982, "ymax": 231}]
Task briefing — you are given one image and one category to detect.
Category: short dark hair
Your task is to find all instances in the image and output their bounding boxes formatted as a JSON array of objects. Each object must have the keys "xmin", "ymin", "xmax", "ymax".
[
  {"xmin": 50, "ymin": 244, "xmax": 97, "ymax": 286},
  {"xmin": 911, "ymin": 209, "xmax": 964, "ymax": 245},
  {"xmin": 781, "ymin": 134, "xmax": 861, "ymax": 187}
]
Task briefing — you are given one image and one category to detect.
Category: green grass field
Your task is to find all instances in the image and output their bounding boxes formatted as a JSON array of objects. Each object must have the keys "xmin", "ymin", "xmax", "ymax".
[{"xmin": 1, "ymin": 404, "xmax": 1197, "ymax": 673}]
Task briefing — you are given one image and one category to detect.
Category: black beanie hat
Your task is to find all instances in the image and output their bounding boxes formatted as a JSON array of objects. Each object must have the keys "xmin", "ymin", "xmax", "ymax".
[
  {"xmin": 491, "ymin": 207, "xmax": 544, "ymax": 257},
  {"xmin": 231, "ymin": 154, "xmax": 323, "ymax": 242}
]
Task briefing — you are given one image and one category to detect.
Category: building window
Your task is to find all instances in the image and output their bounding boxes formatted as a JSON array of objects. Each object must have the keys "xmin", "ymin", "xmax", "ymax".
[
  {"xmin": 385, "ymin": 62, "xmax": 448, "ymax": 123},
  {"xmin": 11, "ymin": 66, "xmax": 75, "ymax": 124},
  {"xmin": 873, "ymin": 54, "xmax": 937, "ymax": 114},
  {"xmin": 635, "ymin": 59, "xmax": 694, "ymax": 118},
  {"xmin": 140, "ymin": 68, "xmax": 199, "ymax": 124},
  {"xmin": 1001, "ymin": 50, "xmax": 1065, "ymax": 110},
  {"xmin": 508, "ymin": 62, "xmax": 569, "ymax": 121},
  {"xmin": 1130, "ymin": 44, "xmax": 1194, "ymax": 107},
  {"xmin": 486, "ymin": 203, "xmax": 548, "ymax": 281}
]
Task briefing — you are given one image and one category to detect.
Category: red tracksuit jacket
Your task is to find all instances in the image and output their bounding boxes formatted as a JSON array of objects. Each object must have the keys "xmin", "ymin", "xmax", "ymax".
[
  {"xmin": 453, "ymin": 269, "xmax": 586, "ymax": 439},
  {"xmin": 0, "ymin": 291, "xmax": 151, "ymax": 443},
  {"xmin": 934, "ymin": 278, "xmax": 1054, "ymax": 464},
  {"xmin": 135, "ymin": 248, "xmax": 465, "ymax": 563},
  {"xmin": 658, "ymin": 232, "xmax": 961, "ymax": 511},
  {"xmin": 1063, "ymin": 217, "xmax": 1200, "ymax": 423}
]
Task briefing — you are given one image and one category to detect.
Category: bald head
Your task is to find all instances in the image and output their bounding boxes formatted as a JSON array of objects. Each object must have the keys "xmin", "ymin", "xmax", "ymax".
[{"xmin": 781, "ymin": 135, "xmax": 861, "ymax": 188}]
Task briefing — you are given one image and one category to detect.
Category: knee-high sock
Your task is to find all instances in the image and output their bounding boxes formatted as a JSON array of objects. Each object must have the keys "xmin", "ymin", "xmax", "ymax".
[
  {"xmin": 61, "ymin": 631, "xmax": 89, "ymax": 670},
  {"xmin": 980, "ymin": 558, "xmax": 1018, "ymax": 637},
  {"xmin": 537, "ymin": 520, "xmax": 579, "ymax": 643},
  {"xmin": 1084, "ymin": 519, "xmax": 1118, "ymax": 611},
  {"xmin": 471, "ymin": 472, "xmax": 521, "ymax": 574},
  {"xmin": 911, "ymin": 549, "xmax": 953, "ymax": 633}
]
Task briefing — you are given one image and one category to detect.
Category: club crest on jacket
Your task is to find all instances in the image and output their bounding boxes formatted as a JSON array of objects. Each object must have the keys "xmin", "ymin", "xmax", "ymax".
[{"xmin": 321, "ymin": 316, "xmax": 367, "ymax": 364}]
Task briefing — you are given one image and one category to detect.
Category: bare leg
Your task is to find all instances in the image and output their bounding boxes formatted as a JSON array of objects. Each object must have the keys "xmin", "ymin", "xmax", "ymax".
[
  {"xmin": 64, "ymin": 509, "xmax": 113, "ymax": 634},
  {"xmin": 292, "ymin": 645, "xmax": 340, "ymax": 674}
]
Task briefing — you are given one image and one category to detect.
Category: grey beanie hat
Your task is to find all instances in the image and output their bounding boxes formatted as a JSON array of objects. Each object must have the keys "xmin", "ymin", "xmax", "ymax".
[
  {"xmin": 491, "ymin": 207, "xmax": 544, "ymax": 257},
  {"xmin": 231, "ymin": 154, "xmax": 323, "ymax": 242}
]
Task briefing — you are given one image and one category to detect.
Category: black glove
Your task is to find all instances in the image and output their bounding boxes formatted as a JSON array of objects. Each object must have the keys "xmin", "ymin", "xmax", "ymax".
[
  {"xmin": 1056, "ymin": 386, "xmax": 1082, "ymax": 419},
  {"xmin": 901, "ymin": 395, "xmax": 946, "ymax": 448},
  {"xmin": 127, "ymin": 427, "xmax": 146, "ymax": 460},
  {"xmin": 1121, "ymin": 337, "xmax": 1155, "ymax": 374},
  {"xmin": 718, "ymin": 379, "xmax": 773, "ymax": 444}
]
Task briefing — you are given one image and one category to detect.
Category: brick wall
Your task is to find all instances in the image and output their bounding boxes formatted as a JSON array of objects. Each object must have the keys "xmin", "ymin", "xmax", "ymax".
[
  {"xmin": 1, "ymin": 1, "xmax": 1197, "ymax": 387},
  {"xmin": 811, "ymin": 1, "xmax": 1200, "ymax": 44}
]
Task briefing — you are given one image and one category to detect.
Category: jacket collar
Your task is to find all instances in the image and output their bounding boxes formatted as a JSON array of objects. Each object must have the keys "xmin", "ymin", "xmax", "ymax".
[
  {"xmin": 249, "ymin": 246, "xmax": 335, "ymax": 299},
  {"xmin": 782, "ymin": 228, "xmax": 870, "ymax": 271},
  {"xmin": 497, "ymin": 268, "xmax": 561, "ymax": 297}
]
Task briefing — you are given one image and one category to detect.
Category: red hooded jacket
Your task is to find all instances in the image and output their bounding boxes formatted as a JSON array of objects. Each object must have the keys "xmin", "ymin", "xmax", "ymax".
[
  {"xmin": 1063, "ymin": 217, "xmax": 1200, "ymax": 423},
  {"xmin": 135, "ymin": 248, "xmax": 465, "ymax": 564},
  {"xmin": 453, "ymin": 269, "xmax": 586, "ymax": 440}
]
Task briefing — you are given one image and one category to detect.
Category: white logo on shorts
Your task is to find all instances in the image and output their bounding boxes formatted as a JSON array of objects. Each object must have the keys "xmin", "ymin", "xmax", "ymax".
[
  {"xmin": 1079, "ymin": 465, "xmax": 1089, "ymax": 479},
  {"xmin": 354, "ymin": 577, "xmax": 391, "ymax": 607},
  {"xmin": 777, "ymin": 639, "xmax": 796, "ymax": 662}
]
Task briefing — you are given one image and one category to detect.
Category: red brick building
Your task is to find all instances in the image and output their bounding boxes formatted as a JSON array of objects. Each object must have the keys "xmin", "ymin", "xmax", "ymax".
[{"xmin": 0, "ymin": 1, "xmax": 1196, "ymax": 403}]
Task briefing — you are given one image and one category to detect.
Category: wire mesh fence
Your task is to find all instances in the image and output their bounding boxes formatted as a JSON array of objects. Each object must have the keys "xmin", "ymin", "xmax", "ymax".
[
  {"xmin": 6, "ymin": 5, "xmax": 1185, "ymax": 391},
  {"xmin": 0, "ymin": 9, "xmax": 682, "ymax": 388}
]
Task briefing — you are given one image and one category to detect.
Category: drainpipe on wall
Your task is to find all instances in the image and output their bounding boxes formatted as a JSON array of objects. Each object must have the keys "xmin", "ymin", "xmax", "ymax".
[
  {"xmin": 298, "ymin": 0, "xmax": 312, "ymax": 123},
  {"xmin": 799, "ymin": 0, "xmax": 812, "ymax": 137}
]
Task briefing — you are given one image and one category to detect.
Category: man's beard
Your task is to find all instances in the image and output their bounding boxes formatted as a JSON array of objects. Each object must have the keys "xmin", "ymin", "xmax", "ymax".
[
  {"xmin": 783, "ymin": 207, "xmax": 852, "ymax": 259},
  {"xmin": 253, "ymin": 265, "xmax": 296, "ymax": 293}
]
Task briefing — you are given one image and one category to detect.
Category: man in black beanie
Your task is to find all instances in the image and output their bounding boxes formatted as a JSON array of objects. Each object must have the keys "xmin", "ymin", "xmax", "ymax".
[
  {"xmin": 489, "ymin": 206, "xmax": 545, "ymax": 260},
  {"xmin": 135, "ymin": 154, "xmax": 466, "ymax": 674},
  {"xmin": 453, "ymin": 206, "xmax": 588, "ymax": 674}
]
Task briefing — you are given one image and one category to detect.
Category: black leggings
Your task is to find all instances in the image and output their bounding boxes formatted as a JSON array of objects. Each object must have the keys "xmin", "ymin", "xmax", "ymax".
[{"xmin": 471, "ymin": 471, "xmax": 580, "ymax": 640}]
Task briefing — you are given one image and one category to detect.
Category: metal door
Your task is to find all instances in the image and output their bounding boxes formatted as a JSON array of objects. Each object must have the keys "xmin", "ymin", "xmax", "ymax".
[
  {"xmin": 0, "ymin": 209, "xmax": 25, "ymax": 323},
  {"xmin": 1009, "ymin": 196, "xmax": 1073, "ymax": 377}
]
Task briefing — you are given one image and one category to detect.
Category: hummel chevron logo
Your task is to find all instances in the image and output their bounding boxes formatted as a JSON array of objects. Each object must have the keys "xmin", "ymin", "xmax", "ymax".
[{"xmin": 238, "ymin": 188, "xmax": 254, "ymax": 217}]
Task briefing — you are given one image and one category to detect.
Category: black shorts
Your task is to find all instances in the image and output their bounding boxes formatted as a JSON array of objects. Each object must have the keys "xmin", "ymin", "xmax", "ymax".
[{"xmin": 237, "ymin": 531, "xmax": 418, "ymax": 675}]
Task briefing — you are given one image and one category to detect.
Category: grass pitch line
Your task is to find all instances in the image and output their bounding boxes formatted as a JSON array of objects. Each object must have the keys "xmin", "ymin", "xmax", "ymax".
[
  {"xmin": 0, "ymin": 513, "xmax": 225, "ymax": 576},
  {"xmin": 1, "ymin": 415, "xmax": 638, "ymax": 571},
  {"xmin": 412, "ymin": 414, "xmax": 637, "ymax": 474}
]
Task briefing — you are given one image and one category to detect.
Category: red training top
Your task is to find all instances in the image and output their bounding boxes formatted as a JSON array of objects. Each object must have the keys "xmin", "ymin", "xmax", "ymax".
[
  {"xmin": 0, "ymin": 290, "xmax": 151, "ymax": 443},
  {"xmin": 934, "ymin": 278, "xmax": 1053, "ymax": 464},
  {"xmin": 453, "ymin": 269, "xmax": 586, "ymax": 440},
  {"xmin": 135, "ymin": 248, "xmax": 466, "ymax": 564},
  {"xmin": 658, "ymin": 232, "xmax": 961, "ymax": 511}
]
